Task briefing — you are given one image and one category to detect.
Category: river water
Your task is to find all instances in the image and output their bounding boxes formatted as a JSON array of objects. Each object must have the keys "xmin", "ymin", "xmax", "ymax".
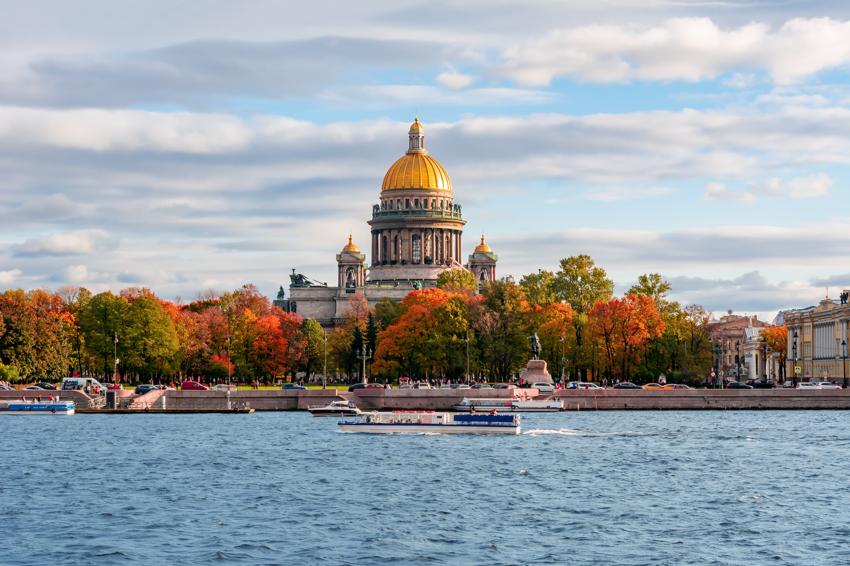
[{"xmin": 2, "ymin": 410, "xmax": 849, "ymax": 565}]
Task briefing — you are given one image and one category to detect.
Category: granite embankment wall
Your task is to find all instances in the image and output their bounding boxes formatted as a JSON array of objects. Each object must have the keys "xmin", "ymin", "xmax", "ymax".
[
  {"xmin": 0, "ymin": 390, "xmax": 95, "ymax": 407},
  {"xmin": 554, "ymin": 389, "xmax": 850, "ymax": 410},
  {"xmin": 162, "ymin": 389, "xmax": 346, "ymax": 411},
  {"xmin": 353, "ymin": 388, "xmax": 537, "ymax": 411}
]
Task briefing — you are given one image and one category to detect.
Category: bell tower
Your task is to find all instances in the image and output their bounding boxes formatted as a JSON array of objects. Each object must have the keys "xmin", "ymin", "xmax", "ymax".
[
  {"xmin": 337, "ymin": 235, "xmax": 366, "ymax": 293},
  {"xmin": 467, "ymin": 235, "xmax": 497, "ymax": 290}
]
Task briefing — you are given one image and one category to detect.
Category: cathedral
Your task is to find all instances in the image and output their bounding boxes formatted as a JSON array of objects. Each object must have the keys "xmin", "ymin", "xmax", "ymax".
[{"xmin": 278, "ymin": 118, "xmax": 497, "ymax": 327}]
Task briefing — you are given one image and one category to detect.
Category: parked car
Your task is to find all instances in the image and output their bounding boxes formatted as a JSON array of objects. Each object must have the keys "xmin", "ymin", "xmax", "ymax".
[
  {"xmin": 212, "ymin": 384, "xmax": 237, "ymax": 392},
  {"xmin": 135, "ymin": 384, "xmax": 158, "ymax": 395},
  {"xmin": 612, "ymin": 382, "xmax": 640, "ymax": 389},
  {"xmin": 815, "ymin": 381, "xmax": 842, "ymax": 390},
  {"xmin": 531, "ymin": 382, "xmax": 555, "ymax": 393},
  {"xmin": 492, "ymin": 383, "xmax": 515, "ymax": 390},
  {"xmin": 747, "ymin": 379, "xmax": 775, "ymax": 389},
  {"xmin": 662, "ymin": 384, "xmax": 692, "ymax": 390},
  {"xmin": 566, "ymin": 381, "xmax": 603, "ymax": 390},
  {"xmin": 283, "ymin": 383, "xmax": 307, "ymax": 390},
  {"xmin": 726, "ymin": 381, "xmax": 754, "ymax": 389},
  {"xmin": 413, "ymin": 382, "xmax": 432, "ymax": 390},
  {"xmin": 34, "ymin": 382, "xmax": 56, "ymax": 390},
  {"xmin": 642, "ymin": 383, "xmax": 664, "ymax": 390},
  {"xmin": 181, "ymin": 380, "xmax": 209, "ymax": 391},
  {"xmin": 456, "ymin": 384, "xmax": 471, "ymax": 390},
  {"xmin": 347, "ymin": 383, "xmax": 383, "ymax": 392},
  {"xmin": 471, "ymin": 383, "xmax": 494, "ymax": 389}
]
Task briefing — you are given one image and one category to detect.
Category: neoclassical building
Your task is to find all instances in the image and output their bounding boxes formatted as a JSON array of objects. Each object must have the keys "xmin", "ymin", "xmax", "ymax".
[
  {"xmin": 783, "ymin": 294, "xmax": 850, "ymax": 383},
  {"xmin": 278, "ymin": 119, "xmax": 498, "ymax": 326}
]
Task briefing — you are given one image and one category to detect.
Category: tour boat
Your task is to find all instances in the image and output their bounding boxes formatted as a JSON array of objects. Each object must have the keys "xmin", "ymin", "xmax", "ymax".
[
  {"xmin": 338, "ymin": 411, "xmax": 521, "ymax": 434},
  {"xmin": 0, "ymin": 401, "xmax": 75, "ymax": 415},
  {"xmin": 308, "ymin": 399, "xmax": 361, "ymax": 417},
  {"xmin": 452, "ymin": 397, "xmax": 564, "ymax": 412}
]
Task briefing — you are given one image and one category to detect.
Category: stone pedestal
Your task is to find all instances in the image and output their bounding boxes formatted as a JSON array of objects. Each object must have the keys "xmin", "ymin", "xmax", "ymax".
[{"xmin": 521, "ymin": 359, "xmax": 552, "ymax": 385}]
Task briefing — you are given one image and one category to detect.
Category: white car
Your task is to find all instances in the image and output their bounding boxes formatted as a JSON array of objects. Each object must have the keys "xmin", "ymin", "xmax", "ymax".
[
  {"xmin": 815, "ymin": 381, "xmax": 842, "ymax": 390},
  {"xmin": 566, "ymin": 381, "xmax": 603, "ymax": 390},
  {"xmin": 531, "ymin": 382, "xmax": 555, "ymax": 393}
]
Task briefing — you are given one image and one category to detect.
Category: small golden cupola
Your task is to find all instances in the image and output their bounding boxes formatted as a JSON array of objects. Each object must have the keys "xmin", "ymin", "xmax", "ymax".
[
  {"xmin": 341, "ymin": 234, "xmax": 361, "ymax": 254},
  {"xmin": 474, "ymin": 235, "xmax": 492, "ymax": 254}
]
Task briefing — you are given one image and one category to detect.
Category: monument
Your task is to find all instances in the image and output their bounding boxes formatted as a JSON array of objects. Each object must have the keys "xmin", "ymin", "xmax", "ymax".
[{"xmin": 520, "ymin": 332, "xmax": 553, "ymax": 385}]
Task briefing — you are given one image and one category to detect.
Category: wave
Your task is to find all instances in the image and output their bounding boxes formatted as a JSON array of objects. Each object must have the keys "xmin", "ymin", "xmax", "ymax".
[{"xmin": 523, "ymin": 428, "xmax": 651, "ymax": 437}]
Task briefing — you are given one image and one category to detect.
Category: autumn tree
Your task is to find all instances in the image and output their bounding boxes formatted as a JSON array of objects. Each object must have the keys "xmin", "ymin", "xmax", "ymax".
[
  {"xmin": 553, "ymin": 255, "xmax": 614, "ymax": 379},
  {"xmin": 520, "ymin": 270, "xmax": 557, "ymax": 307},
  {"xmin": 473, "ymin": 280, "xmax": 529, "ymax": 380},
  {"xmin": 761, "ymin": 324, "xmax": 788, "ymax": 382},
  {"xmin": 437, "ymin": 268, "xmax": 477, "ymax": 293}
]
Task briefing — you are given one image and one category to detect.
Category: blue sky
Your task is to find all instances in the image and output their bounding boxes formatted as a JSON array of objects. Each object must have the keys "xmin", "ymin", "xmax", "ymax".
[{"xmin": 2, "ymin": 1, "xmax": 850, "ymax": 319}]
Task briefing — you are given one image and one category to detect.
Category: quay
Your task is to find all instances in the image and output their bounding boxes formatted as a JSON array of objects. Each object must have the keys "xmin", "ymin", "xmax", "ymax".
[{"xmin": 6, "ymin": 387, "xmax": 850, "ymax": 413}]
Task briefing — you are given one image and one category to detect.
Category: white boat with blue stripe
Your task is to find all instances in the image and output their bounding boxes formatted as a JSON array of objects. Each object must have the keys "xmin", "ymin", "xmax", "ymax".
[
  {"xmin": 338, "ymin": 411, "xmax": 520, "ymax": 434},
  {"xmin": 0, "ymin": 400, "xmax": 75, "ymax": 415}
]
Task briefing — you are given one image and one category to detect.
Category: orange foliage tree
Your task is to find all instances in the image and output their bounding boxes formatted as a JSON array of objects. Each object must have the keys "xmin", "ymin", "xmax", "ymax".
[{"xmin": 590, "ymin": 293, "xmax": 665, "ymax": 381}]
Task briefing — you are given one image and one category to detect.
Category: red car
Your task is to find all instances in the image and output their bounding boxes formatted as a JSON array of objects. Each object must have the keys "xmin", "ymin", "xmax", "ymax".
[{"xmin": 181, "ymin": 380, "xmax": 209, "ymax": 391}]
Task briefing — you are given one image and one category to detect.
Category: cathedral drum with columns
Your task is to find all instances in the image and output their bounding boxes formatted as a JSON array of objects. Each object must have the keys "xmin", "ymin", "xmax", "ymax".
[{"xmin": 281, "ymin": 119, "xmax": 498, "ymax": 327}]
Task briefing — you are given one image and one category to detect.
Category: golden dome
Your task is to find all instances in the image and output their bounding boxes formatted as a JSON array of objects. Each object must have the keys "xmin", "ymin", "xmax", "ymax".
[
  {"xmin": 474, "ymin": 235, "xmax": 492, "ymax": 254},
  {"xmin": 382, "ymin": 118, "xmax": 452, "ymax": 191},
  {"xmin": 341, "ymin": 234, "xmax": 361, "ymax": 254},
  {"xmin": 381, "ymin": 152, "xmax": 452, "ymax": 191}
]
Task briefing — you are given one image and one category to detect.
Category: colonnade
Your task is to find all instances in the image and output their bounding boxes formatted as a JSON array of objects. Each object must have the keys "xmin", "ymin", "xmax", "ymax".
[{"xmin": 371, "ymin": 228, "xmax": 462, "ymax": 266}]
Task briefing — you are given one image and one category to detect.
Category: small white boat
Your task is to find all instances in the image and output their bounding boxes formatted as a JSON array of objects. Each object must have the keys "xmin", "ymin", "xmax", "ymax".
[
  {"xmin": 309, "ymin": 399, "xmax": 361, "ymax": 417},
  {"xmin": 452, "ymin": 397, "xmax": 563, "ymax": 412},
  {"xmin": 0, "ymin": 400, "xmax": 75, "ymax": 415},
  {"xmin": 512, "ymin": 399, "xmax": 564, "ymax": 412},
  {"xmin": 338, "ymin": 411, "xmax": 520, "ymax": 434}
]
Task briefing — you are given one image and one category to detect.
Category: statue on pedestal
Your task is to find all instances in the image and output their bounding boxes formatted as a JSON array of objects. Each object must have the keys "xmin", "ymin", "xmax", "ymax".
[{"xmin": 530, "ymin": 332, "xmax": 541, "ymax": 361}]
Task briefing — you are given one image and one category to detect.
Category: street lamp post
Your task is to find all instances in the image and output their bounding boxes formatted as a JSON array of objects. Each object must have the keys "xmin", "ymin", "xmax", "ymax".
[
  {"xmin": 465, "ymin": 331, "xmax": 470, "ymax": 385},
  {"xmin": 735, "ymin": 340, "xmax": 741, "ymax": 383},
  {"xmin": 226, "ymin": 336, "xmax": 232, "ymax": 386},
  {"xmin": 792, "ymin": 330, "xmax": 799, "ymax": 386},
  {"xmin": 357, "ymin": 343, "xmax": 372, "ymax": 384},
  {"xmin": 113, "ymin": 330, "xmax": 119, "ymax": 384},
  {"xmin": 713, "ymin": 342, "xmax": 721, "ymax": 388},
  {"xmin": 322, "ymin": 333, "xmax": 328, "ymax": 390},
  {"xmin": 560, "ymin": 335, "xmax": 566, "ymax": 384}
]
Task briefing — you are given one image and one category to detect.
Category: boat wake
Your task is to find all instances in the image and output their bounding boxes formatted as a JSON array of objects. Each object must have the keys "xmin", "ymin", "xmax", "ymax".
[{"xmin": 523, "ymin": 428, "xmax": 650, "ymax": 437}]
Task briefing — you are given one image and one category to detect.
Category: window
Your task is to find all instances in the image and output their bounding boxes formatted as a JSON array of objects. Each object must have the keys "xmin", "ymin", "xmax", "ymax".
[
  {"xmin": 406, "ymin": 199, "xmax": 411, "ymax": 209},
  {"xmin": 414, "ymin": 198, "xmax": 419, "ymax": 208},
  {"xmin": 412, "ymin": 236, "xmax": 421, "ymax": 264}
]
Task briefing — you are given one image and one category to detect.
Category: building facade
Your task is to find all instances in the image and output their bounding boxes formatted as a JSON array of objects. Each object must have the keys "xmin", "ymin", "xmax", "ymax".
[
  {"xmin": 783, "ymin": 296, "xmax": 850, "ymax": 383},
  {"xmin": 278, "ymin": 119, "xmax": 498, "ymax": 327},
  {"xmin": 708, "ymin": 311, "xmax": 767, "ymax": 379}
]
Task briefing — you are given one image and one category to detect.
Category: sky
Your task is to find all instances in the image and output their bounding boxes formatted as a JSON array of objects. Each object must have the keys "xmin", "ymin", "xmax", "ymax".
[{"xmin": 2, "ymin": 0, "xmax": 850, "ymax": 320}]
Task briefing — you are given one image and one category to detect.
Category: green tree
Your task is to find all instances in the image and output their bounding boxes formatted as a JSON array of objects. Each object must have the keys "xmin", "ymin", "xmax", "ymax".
[
  {"xmin": 299, "ymin": 318, "xmax": 325, "ymax": 379},
  {"xmin": 474, "ymin": 279, "xmax": 528, "ymax": 380},
  {"xmin": 520, "ymin": 269, "xmax": 557, "ymax": 307},
  {"xmin": 123, "ymin": 295, "xmax": 179, "ymax": 380},
  {"xmin": 553, "ymin": 255, "xmax": 614, "ymax": 379},
  {"xmin": 375, "ymin": 297, "xmax": 404, "ymax": 329},
  {"xmin": 78, "ymin": 292, "xmax": 128, "ymax": 378},
  {"xmin": 436, "ymin": 268, "xmax": 477, "ymax": 293}
]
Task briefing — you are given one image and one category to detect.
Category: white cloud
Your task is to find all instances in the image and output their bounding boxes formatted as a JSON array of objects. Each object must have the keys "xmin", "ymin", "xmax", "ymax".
[
  {"xmin": 0, "ymin": 269, "xmax": 22, "ymax": 285},
  {"xmin": 436, "ymin": 69, "xmax": 474, "ymax": 89},
  {"xmin": 760, "ymin": 173, "xmax": 832, "ymax": 199},
  {"xmin": 12, "ymin": 229, "xmax": 115, "ymax": 257},
  {"xmin": 703, "ymin": 182, "xmax": 756, "ymax": 202},
  {"xmin": 704, "ymin": 173, "xmax": 833, "ymax": 202},
  {"xmin": 500, "ymin": 17, "xmax": 850, "ymax": 86}
]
